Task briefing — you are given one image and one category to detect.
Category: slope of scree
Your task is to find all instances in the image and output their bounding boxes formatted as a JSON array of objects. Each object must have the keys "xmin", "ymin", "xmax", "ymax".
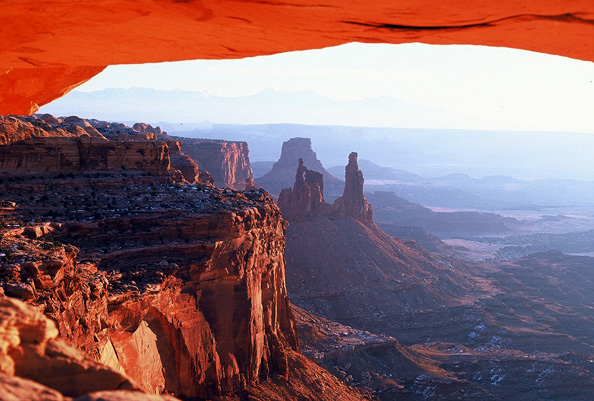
[{"xmin": 0, "ymin": 114, "xmax": 370, "ymax": 400}]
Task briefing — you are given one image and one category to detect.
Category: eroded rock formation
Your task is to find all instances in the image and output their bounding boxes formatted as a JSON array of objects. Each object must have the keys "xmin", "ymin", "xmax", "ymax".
[
  {"xmin": 0, "ymin": 178, "xmax": 297, "ymax": 398},
  {"xmin": 277, "ymin": 152, "xmax": 373, "ymax": 223},
  {"xmin": 1, "ymin": 1, "xmax": 594, "ymax": 114},
  {"xmin": 333, "ymin": 152, "xmax": 373, "ymax": 222},
  {"xmin": 0, "ymin": 115, "xmax": 222, "ymax": 185},
  {"xmin": 277, "ymin": 158, "xmax": 331, "ymax": 221},
  {"xmin": 0, "ymin": 116, "xmax": 369, "ymax": 400},
  {"xmin": 170, "ymin": 137, "xmax": 254, "ymax": 190},
  {"xmin": 257, "ymin": 137, "xmax": 343, "ymax": 199},
  {"xmin": 0, "ymin": 297, "xmax": 164, "ymax": 400}
]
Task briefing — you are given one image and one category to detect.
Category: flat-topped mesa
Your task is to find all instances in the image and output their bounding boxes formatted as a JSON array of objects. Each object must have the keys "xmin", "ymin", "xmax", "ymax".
[
  {"xmin": 332, "ymin": 152, "xmax": 373, "ymax": 222},
  {"xmin": 277, "ymin": 158, "xmax": 331, "ymax": 221},
  {"xmin": 0, "ymin": 178, "xmax": 298, "ymax": 398},
  {"xmin": 0, "ymin": 115, "xmax": 212, "ymax": 184}
]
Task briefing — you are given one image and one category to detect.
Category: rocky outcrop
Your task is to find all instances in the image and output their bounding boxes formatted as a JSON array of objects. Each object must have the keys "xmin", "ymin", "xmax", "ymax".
[
  {"xmin": 0, "ymin": 115, "xmax": 372, "ymax": 400},
  {"xmin": 165, "ymin": 140, "xmax": 200, "ymax": 183},
  {"xmin": 172, "ymin": 137, "xmax": 254, "ymax": 190},
  {"xmin": 277, "ymin": 152, "xmax": 372, "ymax": 223},
  {"xmin": 257, "ymin": 137, "xmax": 343, "ymax": 200},
  {"xmin": 0, "ymin": 115, "xmax": 223, "ymax": 185},
  {"xmin": 0, "ymin": 297, "xmax": 148, "ymax": 398},
  {"xmin": 332, "ymin": 152, "xmax": 373, "ymax": 222},
  {"xmin": 0, "ymin": 168, "xmax": 304, "ymax": 398},
  {"xmin": 277, "ymin": 158, "xmax": 331, "ymax": 221},
  {"xmin": 0, "ymin": 136, "xmax": 171, "ymax": 174},
  {"xmin": 132, "ymin": 123, "xmax": 163, "ymax": 137}
]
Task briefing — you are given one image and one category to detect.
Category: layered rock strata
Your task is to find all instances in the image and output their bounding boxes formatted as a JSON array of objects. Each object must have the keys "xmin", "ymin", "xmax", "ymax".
[
  {"xmin": 169, "ymin": 136, "xmax": 254, "ymax": 190},
  {"xmin": 0, "ymin": 175, "xmax": 297, "ymax": 398},
  {"xmin": 0, "ymin": 115, "xmax": 371, "ymax": 400},
  {"xmin": 0, "ymin": 115, "xmax": 210, "ymax": 184}
]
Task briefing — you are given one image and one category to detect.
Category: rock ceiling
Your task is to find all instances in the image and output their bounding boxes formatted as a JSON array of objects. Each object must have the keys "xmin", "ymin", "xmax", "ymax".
[{"xmin": 1, "ymin": 0, "xmax": 594, "ymax": 115}]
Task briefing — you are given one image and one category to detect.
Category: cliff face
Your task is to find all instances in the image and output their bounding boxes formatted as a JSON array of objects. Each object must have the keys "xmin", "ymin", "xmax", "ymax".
[
  {"xmin": 257, "ymin": 137, "xmax": 343, "ymax": 199},
  {"xmin": 0, "ymin": 115, "xmax": 370, "ymax": 400},
  {"xmin": 0, "ymin": 115, "xmax": 211, "ymax": 183},
  {"xmin": 0, "ymin": 175, "xmax": 297, "ymax": 398},
  {"xmin": 0, "ymin": 136, "xmax": 171, "ymax": 174},
  {"xmin": 173, "ymin": 137, "xmax": 254, "ymax": 190}
]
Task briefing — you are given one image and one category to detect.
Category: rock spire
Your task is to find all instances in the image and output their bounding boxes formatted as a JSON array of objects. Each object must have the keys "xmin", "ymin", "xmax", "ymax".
[
  {"xmin": 278, "ymin": 152, "xmax": 373, "ymax": 223},
  {"xmin": 333, "ymin": 152, "xmax": 373, "ymax": 222},
  {"xmin": 277, "ymin": 158, "xmax": 330, "ymax": 221}
]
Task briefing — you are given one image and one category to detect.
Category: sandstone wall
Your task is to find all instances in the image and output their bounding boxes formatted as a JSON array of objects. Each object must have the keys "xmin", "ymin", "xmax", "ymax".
[
  {"xmin": 177, "ymin": 138, "xmax": 254, "ymax": 190},
  {"xmin": 62, "ymin": 204, "xmax": 297, "ymax": 397},
  {"xmin": 0, "ymin": 136, "xmax": 171, "ymax": 174},
  {"xmin": 2, "ymin": 1, "xmax": 594, "ymax": 114},
  {"xmin": 1, "ymin": 185, "xmax": 297, "ymax": 398}
]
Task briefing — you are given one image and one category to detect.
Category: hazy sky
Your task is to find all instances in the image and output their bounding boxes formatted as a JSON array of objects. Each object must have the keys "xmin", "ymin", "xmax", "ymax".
[{"xmin": 64, "ymin": 43, "xmax": 594, "ymax": 133}]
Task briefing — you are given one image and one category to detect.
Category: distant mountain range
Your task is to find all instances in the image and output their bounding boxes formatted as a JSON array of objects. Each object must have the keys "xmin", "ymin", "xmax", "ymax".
[{"xmin": 39, "ymin": 87, "xmax": 450, "ymax": 128}]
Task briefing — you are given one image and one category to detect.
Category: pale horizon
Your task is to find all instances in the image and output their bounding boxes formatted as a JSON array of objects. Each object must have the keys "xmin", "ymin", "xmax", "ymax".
[{"xmin": 41, "ymin": 42, "xmax": 594, "ymax": 134}]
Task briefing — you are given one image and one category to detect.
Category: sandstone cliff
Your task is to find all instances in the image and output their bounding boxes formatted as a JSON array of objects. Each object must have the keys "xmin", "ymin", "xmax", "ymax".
[
  {"xmin": 257, "ymin": 137, "xmax": 343, "ymax": 200},
  {"xmin": 170, "ymin": 136, "xmax": 254, "ymax": 190},
  {"xmin": 0, "ymin": 124, "xmax": 369, "ymax": 400},
  {"xmin": 0, "ymin": 177, "xmax": 297, "ymax": 398},
  {"xmin": 0, "ymin": 296, "xmax": 182, "ymax": 400},
  {"xmin": 0, "ymin": 115, "xmax": 212, "ymax": 184}
]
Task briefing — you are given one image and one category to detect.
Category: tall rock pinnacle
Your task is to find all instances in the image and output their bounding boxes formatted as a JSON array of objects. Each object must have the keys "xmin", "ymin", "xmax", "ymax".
[{"xmin": 333, "ymin": 152, "xmax": 373, "ymax": 222}]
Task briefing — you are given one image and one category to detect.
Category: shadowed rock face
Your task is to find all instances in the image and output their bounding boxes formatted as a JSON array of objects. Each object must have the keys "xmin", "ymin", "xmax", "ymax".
[
  {"xmin": 257, "ymin": 137, "xmax": 342, "ymax": 199},
  {"xmin": 277, "ymin": 158, "xmax": 331, "ymax": 221},
  {"xmin": 333, "ymin": 152, "xmax": 373, "ymax": 222},
  {"xmin": 2, "ymin": 1, "xmax": 594, "ymax": 114},
  {"xmin": 277, "ymin": 152, "xmax": 373, "ymax": 223},
  {"xmin": 169, "ymin": 137, "xmax": 254, "ymax": 190}
]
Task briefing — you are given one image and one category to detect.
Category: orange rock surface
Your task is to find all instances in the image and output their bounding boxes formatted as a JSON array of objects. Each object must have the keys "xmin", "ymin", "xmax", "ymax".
[{"xmin": 1, "ymin": 1, "xmax": 594, "ymax": 114}]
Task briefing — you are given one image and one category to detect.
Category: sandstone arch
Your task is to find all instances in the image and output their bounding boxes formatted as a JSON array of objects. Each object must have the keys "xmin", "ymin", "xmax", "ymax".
[{"xmin": 1, "ymin": 0, "xmax": 594, "ymax": 115}]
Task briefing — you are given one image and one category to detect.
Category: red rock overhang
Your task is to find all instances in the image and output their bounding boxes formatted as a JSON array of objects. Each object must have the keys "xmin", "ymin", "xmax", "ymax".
[{"xmin": 1, "ymin": 0, "xmax": 594, "ymax": 115}]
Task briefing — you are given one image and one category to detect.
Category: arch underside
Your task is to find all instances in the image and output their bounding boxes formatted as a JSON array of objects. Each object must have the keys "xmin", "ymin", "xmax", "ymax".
[{"xmin": 1, "ymin": 0, "xmax": 594, "ymax": 114}]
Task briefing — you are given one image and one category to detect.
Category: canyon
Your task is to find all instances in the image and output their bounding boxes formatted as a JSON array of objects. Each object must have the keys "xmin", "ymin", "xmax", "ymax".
[
  {"xmin": 261, "ymin": 139, "xmax": 594, "ymax": 400},
  {"xmin": 3, "ymin": 116, "xmax": 594, "ymax": 400},
  {"xmin": 0, "ymin": 115, "xmax": 370, "ymax": 400}
]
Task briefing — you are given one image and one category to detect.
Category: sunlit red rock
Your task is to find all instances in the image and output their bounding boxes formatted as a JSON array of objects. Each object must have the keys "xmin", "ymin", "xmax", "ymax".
[{"xmin": 2, "ymin": 0, "xmax": 594, "ymax": 114}]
